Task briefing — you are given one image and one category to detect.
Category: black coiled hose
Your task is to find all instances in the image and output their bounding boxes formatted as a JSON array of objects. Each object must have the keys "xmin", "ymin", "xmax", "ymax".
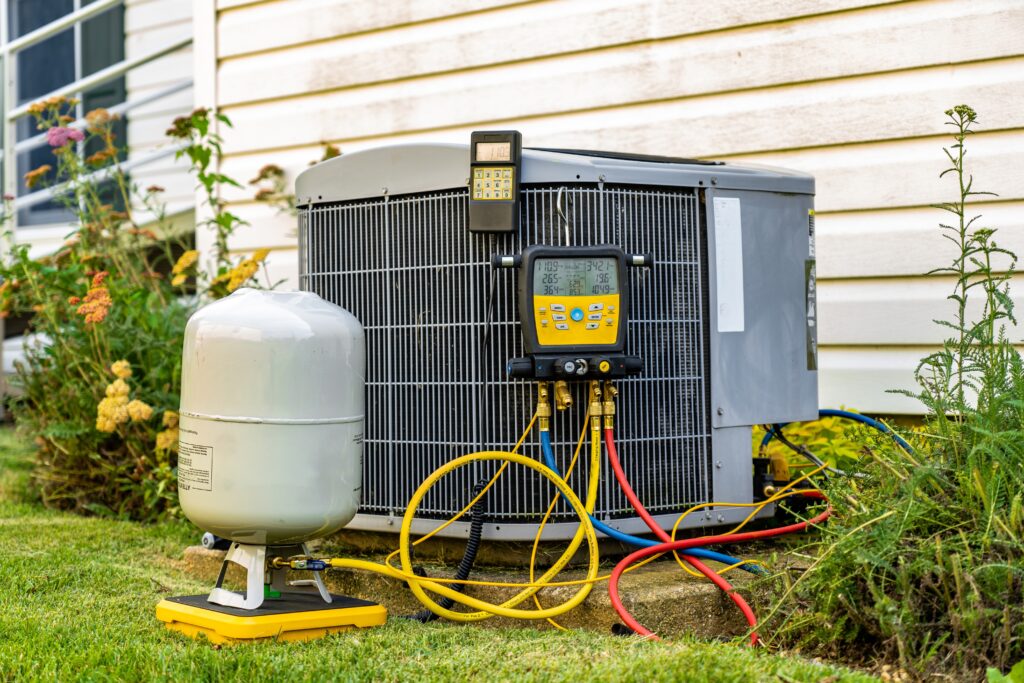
[{"xmin": 406, "ymin": 481, "xmax": 487, "ymax": 623}]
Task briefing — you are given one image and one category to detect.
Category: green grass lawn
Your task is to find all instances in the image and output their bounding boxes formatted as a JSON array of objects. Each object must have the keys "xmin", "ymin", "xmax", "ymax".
[{"xmin": 0, "ymin": 428, "xmax": 877, "ymax": 682}]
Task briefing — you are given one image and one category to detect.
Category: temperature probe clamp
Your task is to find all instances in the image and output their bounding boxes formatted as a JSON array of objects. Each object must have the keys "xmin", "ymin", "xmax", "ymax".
[{"xmin": 495, "ymin": 245, "xmax": 653, "ymax": 379}]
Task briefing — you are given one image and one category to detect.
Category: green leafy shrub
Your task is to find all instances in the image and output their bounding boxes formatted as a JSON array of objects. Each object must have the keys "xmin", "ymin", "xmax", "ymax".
[
  {"xmin": 769, "ymin": 106, "xmax": 1024, "ymax": 679},
  {"xmin": 0, "ymin": 101, "xmax": 269, "ymax": 521}
]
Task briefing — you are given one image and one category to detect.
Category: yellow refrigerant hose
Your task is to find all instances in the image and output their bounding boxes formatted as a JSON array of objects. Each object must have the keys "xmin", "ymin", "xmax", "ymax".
[{"xmin": 322, "ymin": 418, "xmax": 603, "ymax": 622}]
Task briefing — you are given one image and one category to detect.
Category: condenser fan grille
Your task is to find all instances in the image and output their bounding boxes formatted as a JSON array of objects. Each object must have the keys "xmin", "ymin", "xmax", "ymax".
[{"xmin": 298, "ymin": 185, "xmax": 712, "ymax": 528}]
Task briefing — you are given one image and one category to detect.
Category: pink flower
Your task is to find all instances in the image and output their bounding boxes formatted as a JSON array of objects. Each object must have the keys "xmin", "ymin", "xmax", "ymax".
[{"xmin": 47, "ymin": 126, "xmax": 85, "ymax": 148}]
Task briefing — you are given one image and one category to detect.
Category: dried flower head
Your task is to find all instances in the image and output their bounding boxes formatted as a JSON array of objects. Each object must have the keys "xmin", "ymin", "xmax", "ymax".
[
  {"xmin": 165, "ymin": 116, "xmax": 190, "ymax": 139},
  {"xmin": 85, "ymin": 107, "xmax": 117, "ymax": 131},
  {"xmin": 23, "ymin": 164, "xmax": 52, "ymax": 190},
  {"xmin": 321, "ymin": 144, "xmax": 341, "ymax": 161},
  {"xmin": 249, "ymin": 164, "xmax": 285, "ymax": 185},
  {"xmin": 162, "ymin": 411, "xmax": 179, "ymax": 429},
  {"xmin": 85, "ymin": 149, "xmax": 116, "ymax": 166}
]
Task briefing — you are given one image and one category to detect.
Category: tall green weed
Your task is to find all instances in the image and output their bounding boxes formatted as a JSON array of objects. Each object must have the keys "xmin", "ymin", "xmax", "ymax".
[{"xmin": 770, "ymin": 106, "xmax": 1023, "ymax": 680}]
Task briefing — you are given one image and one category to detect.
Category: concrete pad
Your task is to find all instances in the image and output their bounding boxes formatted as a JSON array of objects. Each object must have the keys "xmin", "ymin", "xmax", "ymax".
[{"xmin": 181, "ymin": 544, "xmax": 771, "ymax": 639}]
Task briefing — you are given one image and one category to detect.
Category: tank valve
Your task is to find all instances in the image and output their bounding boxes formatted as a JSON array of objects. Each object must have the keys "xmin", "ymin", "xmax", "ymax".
[{"xmin": 553, "ymin": 381, "xmax": 573, "ymax": 411}]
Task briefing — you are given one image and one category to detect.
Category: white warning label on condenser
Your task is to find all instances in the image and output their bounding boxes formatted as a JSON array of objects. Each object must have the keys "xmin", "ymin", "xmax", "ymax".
[
  {"xmin": 713, "ymin": 197, "xmax": 745, "ymax": 333},
  {"xmin": 178, "ymin": 442, "xmax": 213, "ymax": 491}
]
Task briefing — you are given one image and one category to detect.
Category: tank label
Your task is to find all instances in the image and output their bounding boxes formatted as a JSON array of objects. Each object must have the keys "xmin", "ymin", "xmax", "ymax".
[{"xmin": 179, "ymin": 442, "xmax": 213, "ymax": 492}]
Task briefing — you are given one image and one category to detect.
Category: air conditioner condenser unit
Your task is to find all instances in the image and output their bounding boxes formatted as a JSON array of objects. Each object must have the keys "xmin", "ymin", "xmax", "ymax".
[{"xmin": 294, "ymin": 141, "xmax": 817, "ymax": 542}]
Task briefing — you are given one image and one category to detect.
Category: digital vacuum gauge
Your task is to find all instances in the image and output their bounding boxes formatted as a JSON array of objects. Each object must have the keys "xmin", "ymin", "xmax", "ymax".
[
  {"xmin": 469, "ymin": 130, "xmax": 522, "ymax": 233},
  {"xmin": 495, "ymin": 245, "xmax": 653, "ymax": 379}
]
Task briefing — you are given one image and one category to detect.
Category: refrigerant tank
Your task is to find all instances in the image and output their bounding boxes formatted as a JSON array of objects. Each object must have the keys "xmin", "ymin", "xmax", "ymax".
[{"xmin": 177, "ymin": 288, "xmax": 365, "ymax": 545}]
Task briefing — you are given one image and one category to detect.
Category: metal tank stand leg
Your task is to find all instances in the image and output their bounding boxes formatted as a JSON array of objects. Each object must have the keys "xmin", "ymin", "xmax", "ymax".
[{"xmin": 208, "ymin": 542, "xmax": 267, "ymax": 610}]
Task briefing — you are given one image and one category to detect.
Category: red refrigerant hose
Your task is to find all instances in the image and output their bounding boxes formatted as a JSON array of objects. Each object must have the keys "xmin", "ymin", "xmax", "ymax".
[{"xmin": 604, "ymin": 427, "xmax": 831, "ymax": 645}]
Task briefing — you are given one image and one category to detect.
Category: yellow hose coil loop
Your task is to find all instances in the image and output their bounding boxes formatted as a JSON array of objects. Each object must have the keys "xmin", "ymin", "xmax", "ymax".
[{"xmin": 329, "ymin": 449, "xmax": 601, "ymax": 622}]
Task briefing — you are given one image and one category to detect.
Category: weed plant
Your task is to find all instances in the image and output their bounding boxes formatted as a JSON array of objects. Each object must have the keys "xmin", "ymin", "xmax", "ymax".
[{"xmin": 768, "ymin": 106, "xmax": 1023, "ymax": 680}]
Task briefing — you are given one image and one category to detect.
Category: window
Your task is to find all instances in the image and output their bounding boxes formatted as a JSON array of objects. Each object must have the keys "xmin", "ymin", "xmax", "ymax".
[{"xmin": 8, "ymin": 0, "xmax": 126, "ymax": 225}]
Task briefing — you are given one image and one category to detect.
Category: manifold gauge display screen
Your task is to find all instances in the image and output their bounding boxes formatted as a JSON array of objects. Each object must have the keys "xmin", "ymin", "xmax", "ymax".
[{"xmin": 534, "ymin": 258, "xmax": 619, "ymax": 296}]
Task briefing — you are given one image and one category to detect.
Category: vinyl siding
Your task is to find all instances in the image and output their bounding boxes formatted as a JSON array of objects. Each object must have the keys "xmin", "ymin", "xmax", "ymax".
[
  {"xmin": 124, "ymin": 0, "xmax": 193, "ymax": 216},
  {"xmin": 201, "ymin": 0, "xmax": 1024, "ymax": 414}
]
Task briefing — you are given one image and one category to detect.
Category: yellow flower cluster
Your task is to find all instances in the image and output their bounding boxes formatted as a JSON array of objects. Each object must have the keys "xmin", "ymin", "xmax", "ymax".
[
  {"xmin": 212, "ymin": 249, "xmax": 270, "ymax": 293},
  {"xmin": 95, "ymin": 361, "xmax": 154, "ymax": 433},
  {"xmin": 127, "ymin": 400, "xmax": 153, "ymax": 422},
  {"xmin": 171, "ymin": 250, "xmax": 199, "ymax": 287},
  {"xmin": 110, "ymin": 359, "xmax": 131, "ymax": 379},
  {"xmin": 26, "ymin": 95, "xmax": 79, "ymax": 116},
  {"xmin": 156, "ymin": 411, "xmax": 179, "ymax": 453}
]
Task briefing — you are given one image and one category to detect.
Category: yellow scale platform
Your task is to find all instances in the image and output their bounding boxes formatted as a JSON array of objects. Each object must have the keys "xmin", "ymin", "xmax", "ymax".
[{"xmin": 156, "ymin": 592, "xmax": 387, "ymax": 644}]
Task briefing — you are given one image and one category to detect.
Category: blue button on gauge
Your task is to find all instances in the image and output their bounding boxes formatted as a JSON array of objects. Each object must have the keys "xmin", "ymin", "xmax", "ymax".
[{"xmin": 571, "ymin": 308, "xmax": 584, "ymax": 322}]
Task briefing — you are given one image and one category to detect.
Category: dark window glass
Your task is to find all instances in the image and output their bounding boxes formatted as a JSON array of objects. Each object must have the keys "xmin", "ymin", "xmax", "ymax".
[{"xmin": 8, "ymin": 0, "xmax": 125, "ymax": 226}]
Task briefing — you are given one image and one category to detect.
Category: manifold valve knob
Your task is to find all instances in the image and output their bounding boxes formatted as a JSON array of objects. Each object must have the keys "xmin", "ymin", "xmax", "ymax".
[{"xmin": 562, "ymin": 359, "xmax": 576, "ymax": 374}]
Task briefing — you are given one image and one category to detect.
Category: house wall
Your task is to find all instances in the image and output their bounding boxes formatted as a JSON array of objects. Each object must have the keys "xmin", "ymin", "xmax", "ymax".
[
  {"xmin": 199, "ymin": 0, "xmax": 1024, "ymax": 414},
  {"xmin": 124, "ymin": 0, "xmax": 194, "ymax": 217}
]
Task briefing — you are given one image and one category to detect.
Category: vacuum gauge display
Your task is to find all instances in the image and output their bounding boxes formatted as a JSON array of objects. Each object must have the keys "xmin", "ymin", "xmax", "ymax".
[{"xmin": 468, "ymin": 130, "xmax": 522, "ymax": 233}]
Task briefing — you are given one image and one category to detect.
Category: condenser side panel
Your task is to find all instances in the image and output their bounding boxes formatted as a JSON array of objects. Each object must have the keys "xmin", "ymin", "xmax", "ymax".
[{"xmin": 705, "ymin": 188, "xmax": 818, "ymax": 428}]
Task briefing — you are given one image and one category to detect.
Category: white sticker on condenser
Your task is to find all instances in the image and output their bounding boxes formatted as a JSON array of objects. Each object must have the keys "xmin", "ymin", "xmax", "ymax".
[
  {"xmin": 179, "ymin": 441, "xmax": 213, "ymax": 492},
  {"xmin": 713, "ymin": 197, "xmax": 745, "ymax": 333}
]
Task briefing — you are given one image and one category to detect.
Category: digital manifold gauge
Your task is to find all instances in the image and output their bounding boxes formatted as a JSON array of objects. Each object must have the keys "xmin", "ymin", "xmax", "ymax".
[{"xmin": 495, "ymin": 245, "xmax": 653, "ymax": 379}]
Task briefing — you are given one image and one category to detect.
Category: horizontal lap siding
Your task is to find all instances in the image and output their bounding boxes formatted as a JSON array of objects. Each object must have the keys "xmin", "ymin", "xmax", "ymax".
[
  {"xmin": 124, "ymin": 0, "xmax": 193, "ymax": 216},
  {"xmin": 207, "ymin": 0, "xmax": 1024, "ymax": 413}
]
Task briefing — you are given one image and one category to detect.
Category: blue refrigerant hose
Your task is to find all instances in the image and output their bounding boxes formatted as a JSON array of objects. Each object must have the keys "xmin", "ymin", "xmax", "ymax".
[
  {"xmin": 538, "ymin": 430, "xmax": 764, "ymax": 575},
  {"xmin": 760, "ymin": 408, "xmax": 914, "ymax": 454}
]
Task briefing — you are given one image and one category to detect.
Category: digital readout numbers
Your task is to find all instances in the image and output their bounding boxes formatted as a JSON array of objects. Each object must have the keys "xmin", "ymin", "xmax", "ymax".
[{"xmin": 534, "ymin": 258, "xmax": 618, "ymax": 296}]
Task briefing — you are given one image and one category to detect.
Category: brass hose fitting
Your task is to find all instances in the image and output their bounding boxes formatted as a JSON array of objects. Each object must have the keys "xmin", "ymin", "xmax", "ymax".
[
  {"xmin": 537, "ymin": 381, "xmax": 552, "ymax": 432},
  {"xmin": 588, "ymin": 381, "xmax": 603, "ymax": 430},
  {"xmin": 602, "ymin": 381, "xmax": 618, "ymax": 430},
  {"xmin": 553, "ymin": 380, "xmax": 573, "ymax": 411}
]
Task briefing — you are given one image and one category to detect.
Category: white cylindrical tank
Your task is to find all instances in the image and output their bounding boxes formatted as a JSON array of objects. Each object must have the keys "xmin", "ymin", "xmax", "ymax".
[{"xmin": 178, "ymin": 288, "xmax": 365, "ymax": 545}]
